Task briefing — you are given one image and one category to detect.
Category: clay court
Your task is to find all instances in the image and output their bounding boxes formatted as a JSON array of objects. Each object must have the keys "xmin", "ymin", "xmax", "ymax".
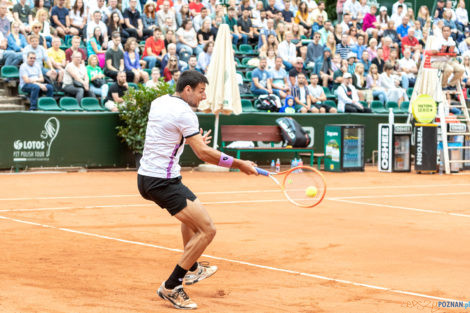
[{"xmin": 0, "ymin": 168, "xmax": 469, "ymax": 313}]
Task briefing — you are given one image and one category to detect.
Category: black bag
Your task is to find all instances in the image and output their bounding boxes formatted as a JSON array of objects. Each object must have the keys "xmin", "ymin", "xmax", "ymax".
[
  {"xmin": 275, "ymin": 117, "xmax": 311, "ymax": 147},
  {"xmin": 73, "ymin": 80, "xmax": 84, "ymax": 88},
  {"xmin": 254, "ymin": 94, "xmax": 281, "ymax": 112},
  {"xmin": 92, "ymin": 78, "xmax": 106, "ymax": 88}
]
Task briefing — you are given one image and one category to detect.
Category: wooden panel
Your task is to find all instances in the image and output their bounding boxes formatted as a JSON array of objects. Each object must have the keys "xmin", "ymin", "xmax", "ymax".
[{"xmin": 221, "ymin": 125, "xmax": 282, "ymax": 142}]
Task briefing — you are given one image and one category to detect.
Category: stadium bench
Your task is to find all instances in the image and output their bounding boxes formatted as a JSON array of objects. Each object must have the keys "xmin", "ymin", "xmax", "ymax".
[{"xmin": 220, "ymin": 125, "xmax": 315, "ymax": 166}]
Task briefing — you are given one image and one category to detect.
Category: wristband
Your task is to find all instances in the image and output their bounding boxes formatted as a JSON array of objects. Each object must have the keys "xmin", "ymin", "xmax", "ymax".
[{"xmin": 218, "ymin": 153, "xmax": 234, "ymax": 168}]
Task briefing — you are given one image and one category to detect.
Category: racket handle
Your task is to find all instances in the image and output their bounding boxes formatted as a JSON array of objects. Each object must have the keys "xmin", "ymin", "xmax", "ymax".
[{"xmin": 255, "ymin": 167, "xmax": 270, "ymax": 176}]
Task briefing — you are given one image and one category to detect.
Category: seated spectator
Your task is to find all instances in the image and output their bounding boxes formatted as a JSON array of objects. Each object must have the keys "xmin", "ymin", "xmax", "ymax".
[
  {"xmin": 30, "ymin": 22, "xmax": 47, "ymax": 49},
  {"xmin": 337, "ymin": 72, "xmax": 371, "ymax": 112},
  {"xmin": 188, "ymin": 0, "xmax": 204, "ymax": 16},
  {"xmin": 366, "ymin": 63, "xmax": 387, "ymax": 104},
  {"xmin": 162, "ymin": 16, "xmax": 177, "ymax": 35},
  {"xmin": 46, "ymin": 37, "xmax": 66, "ymax": 83},
  {"xmin": 382, "ymin": 20, "xmax": 400, "ymax": 49},
  {"xmin": 398, "ymin": 48, "xmax": 417, "ymax": 89},
  {"xmin": 86, "ymin": 54, "xmax": 109, "ymax": 99},
  {"xmin": 193, "ymin": 6, "xmax": 210, "ymax": 33},
  {"xmin": 250, "ymin": 57, "xmax": 275, "ymax": 96},
  {"xmin": 123, "ymin": 38, "xmax": 148, "ymax": 83},
  {"xmin": 7, "ymin": 22, "xmax": 27, "ymax": 53},
  {"xmin": 104, "ymin": 71, "xmax": 128, "ymax": 112},
  {"xmin": 107, "ymin": 0, "xmax": 124, "ymax": 22},
  {"xmin": 224, "ymin": 6, "xmax": 244, "ymax": 45},
  {"xmin": 142, "ymin": 1, "xmax": 158, "ymax": 31},
  {"xmin": 443, "ymin": 10, "xmax": 459, "ymax": 41},
  {"xmin": 176, "ymin": 4, "xmax": 190, "ymax": 28},
  {"xmin": 186, "ymin": 55, "xmax": 198, "ymax": 71},
  {"xmin": 0, "ymin": 3, "xmax": 10, "ymax": 38},
  {"xmin": 12, "ymin": 0, "xmax": 32, "ymax": 35},
  {"xmin": 87, "ymin": 11, "xmax": 109, "ymax": 48},
  {"xmin": 336, "ymin": 34, "xmax": 351, "ymax": 59},
  {"xmin": 366, "ymin": 37, "xmax": 378, "ymax": 61},
  {"xmin": 32, "ymin": 0, "xmax": 50, "ymax": 17},
  {"xmin": 352, "ymin": 62, "xmax": 367, "ymax": 100},
  {"xmin": 289, "ymin": 57, "xmax": 309, "ymax": 87},
  {"xmin": 291, "ymin": 72, "xmax": 312, "ymax": 113},
  {"xmin": 347, "ymin": 27, "xmax": 359, "ymax": 46},
  {"xmin": 145, "ymin": 67, "xmax": 161, "ymax": 88},
  {"xmin": 396, "ymin": 15, "xmax": 410, "ymax": 40},
  {"xmin": 69, "ymin": 0, "xmax": 86, "ymax": 37},
  {"xmin": 197, "ymin": 19, "xmax": 214, "ymax": 52},
  {"xmin": 360, "ymin": 50, "xmax": 371, "ymax": 74},
  {"xmin": 65, "ymin": 35, "xmax": 86, "ymax": 63},
  {"xmin": 295, "ymin": 2, "xmax": 311, "ymax": 35},
  {"xmin": 308, "ymin": 73, "xmax": 336, "ymax": 113},
  {"xmin": 104, "ymin": 32, "xmax": 133, "ymax": 81},
  {"xmin": 279, "ymin": 96, "xmax": 299, "ymax": 113},
  {"xmin": 0, "ymin": 31, "xmax": 23, "ymax": 66},
  {"xmin": 281, "ymin": 1, "xmax": 294, "ymax": 23},
  {"xmin": 35, "ymin": 9, "xmax": 52, "ymax": 47},
  {"xmin": 380, "ymin": 63, "xmax": 407, "ymax": 105},
  {"xmin": 270, "ymin": 56, "xmax": 290, "ymax": 98},
  {"xmin": 124, "ymin": 0, "xmax": 152, "ymax": 40},
  {"xmin": 63, "ymin": 51, "xmax": 94, "ymax": 104},
  {"xmin": 390, "ymin": 4, "xmax": 404, "ymax": 26},
  {"xmin": 260, "ymin": 34, "xmax": 278, "ymax": 58},
  {"xmin": 347, "ymin": 52, "xmax": 356, "ymax": 74},
  {"xmin": 238, "ymin": 7, "xmax": 256, "ymax": 44},
  {"xmin": 20, "ymin": 51, "xmax": 54, "ymax": 110},
  {"xmin": 306, "ymin": 32, "xmax": 324, "ymax": 70},
  {"xmin": 456, "ymin": 0, "xmax": 468, "ymax": 30},
  {"xmin": 401, "ymin": 27, "xmax": 421, "ymax": 55},
  {"xmin": 351, "ymin": 34, "xmax": 366, "ymax": 59},
  {"xmin": 157, "ymin": 1, "xmax": 176, "ymax": 29},
  {"xmin": 434, "ymin": 0, "xmax": 445, "ymax": 20},
  {"xmin": 277, "ymin": 31, "xmax": 297, "ymax": 70},
  {"xmin": 51, "ymin": 0, "xmax": 76, "ymax": 37},
  {"xmin": 108, "ymin": 12, "xmax": 129, "ymax": 43},
  {"xmin": 142, "ymin": 27, "xmax": 165, "ymax": 69},
  {"xmin": 163, "ymin": 55, "xmax": 179, "ymax": 81},
  {"xmin": 196, "ymin": 41, "xmax": 213, "ymax": 73},
  {"xmin": 168, "ymin": 69, "xmax": 180, "ymax": 86},
  {"xmin": 371, "ymin": 47, "xmax": 385, "ymax": 72},
  {"xmin": 160, "ymin": 43, "xmax": 187, "ymax": 73},
  {"xmin": 176, "ymin": 19, "xmax": 199, "ymax": 57},
  {"xmin": 88, "ymin": 0, "xmax": 110, "ymax": 23},
  {"xmin": 23, "ymin": 34, "xmax": 57, "ymax": 82},
  {"xmin": 332, "ymin": 58, "xmax": 348, "ymax": 89},
  {"xmin": 87, "ymin": 26, "xmax": 107, "ymax": 68},
  {"xmin": 363, "ymin": 4, "xmax": 379, "ymax": 37},
  {"xmin": 258, "ymin": 19, "xmax": 276, "ymax": 51}
]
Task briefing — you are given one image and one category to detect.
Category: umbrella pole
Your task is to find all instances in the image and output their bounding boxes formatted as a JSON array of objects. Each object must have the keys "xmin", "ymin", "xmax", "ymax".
[{"xmin": 213, "ymin": 112, "xmax": 219, "ymax": 150}]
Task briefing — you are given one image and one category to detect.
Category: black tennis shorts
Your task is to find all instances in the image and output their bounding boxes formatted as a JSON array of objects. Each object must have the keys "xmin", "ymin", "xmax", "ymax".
[{"xmin": 137, "ymin": 174, "xmax": 197, "ymax": 216}]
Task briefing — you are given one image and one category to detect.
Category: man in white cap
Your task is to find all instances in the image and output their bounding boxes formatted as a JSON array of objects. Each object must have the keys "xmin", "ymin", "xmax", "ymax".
[{"xmin": 337, "ymin": 72, "xmax": 372, "ymax": 113}]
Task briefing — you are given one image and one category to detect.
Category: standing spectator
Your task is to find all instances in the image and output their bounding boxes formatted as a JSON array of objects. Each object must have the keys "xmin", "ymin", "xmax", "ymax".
[
  {"xmin": 336, "ymin": 34, "xmax": 351, "ymax": 59},
  {"xmin": 196, "ymin": 41, "xmax": 213, "ymax": 73},
  {"xmin": 12, "ymin": 0, "xmax": 33, "ymax": 35},
  {"xmin": 124, "ymin": 38, "xmax": 148, "ymax": 83},
  {"xmin": 20, "ymin": 52, "xmax": 54, "ymax": 110},
  {"xmin": 104, "ymin": 32, "xmax": 128, "ymax": 80},
  {"xmin": 124, "ymin": 0, "xmax": 152, "ymax": 40},
  {"xmin": 23, "ymin": 34, "xmax": 57, "ymax": 82},
  {"xmin": 69, "ymin": 0, "xmax": 87, "ymax": 37},
  {"xmin": 87, "ymin": 54, "xmax": 109, "ymax": 99},
  {"xmin": 0, "ymin": 31, "xmax": 23, "ymax": 66},
  {"xmin": 398, "ymin": 48, "xmax": 417, "ymax": 89},
  {"xmin": 51, "ymin": 0, "xmax": 74, "ymax": 37},
  {"xmin": 87, "ymin": 27, "xmax": 107, "ymax": 68},
  {"xmin": 63, "ymin": 51, "xmax": 94, "ymax": 104},
  {"xmin": 366, "ymin": 63, "xmax": 387, "ymax": 105},
  {"xmin": 47, "ymin": 37, "xmax": 66, "ymax": 83},
  {"xmin": 292, "ymin": 72, "xmax": 312, "ymax": 113},
  {"xmin": 392, "ymin": 0, "xmax": 407, "ymax": 16},
  {"xmin": 7, "ymin": 22, "xmax": 28, "ymax": 52},
  {"xmin": 270, "ymin": 56, "xmax": 290, "ymax": 98},
  {"xmin": 337, "ymin": 72, "xmax": 371, "ymax": 112},
  {"xmin": 65, "ymin": 35, "xmax": 86, "ymax": 62},
  {"xmin": 157, "ymin": 1, "xmax": 176, "ymax": 29},
  {"xmin": 87, "ymin": 11, "xmax": 109, "ymax": 47},
  {"xmin": 0, "ymin": 3, "xmax": 11, "ymax": 37},
  {"xmin": 176, "ymin": 19, "xmax": 198, "ymax": 56},
  {"xmin": 143, "ymin": 27, "xmax": 166, "ymax": 69},
  {"xmin": 250, "ymin": 57, "xmax": 275, "ymax": 96},
  {"xmin": 306, "ymin": 32, "xmax": 324, "ymax": 69},
  {"xmin": 277, "ymin": 31, "xmax": 297, "ymax": 70},
  {"xmin": 108, "ymin": 11, "xmax": 129, "ymax": 43},
  {"xmin": 142, "ymin": 1, "xmax": 158, "ymax": 31},
  {"xmin": 104, "ymin": 71, "xmax": 128, "ymax": 112},
  {"xmin": 308, "ymin": 73, "xmax": 336, "ymax": 113}
]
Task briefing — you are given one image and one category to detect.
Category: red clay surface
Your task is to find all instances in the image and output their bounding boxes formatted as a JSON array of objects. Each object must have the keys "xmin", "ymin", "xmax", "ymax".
[{"xmin": 0, "ymin": 168, "xmax": 469, "ymax": 313}]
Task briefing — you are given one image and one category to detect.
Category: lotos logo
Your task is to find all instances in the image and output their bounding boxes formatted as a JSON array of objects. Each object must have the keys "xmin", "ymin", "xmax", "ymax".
[{"xmin": 13, "ymin": 140, "xmax": 23, "ymax": 150}]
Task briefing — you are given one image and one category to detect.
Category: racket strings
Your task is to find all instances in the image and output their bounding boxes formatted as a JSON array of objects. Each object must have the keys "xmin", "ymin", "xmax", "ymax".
[{"xmin": 282, "ymin": 168, "xmax": 326, "ymax": 207}]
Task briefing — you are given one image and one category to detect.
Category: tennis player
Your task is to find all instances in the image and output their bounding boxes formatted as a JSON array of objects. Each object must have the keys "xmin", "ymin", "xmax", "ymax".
[{"xmin": 137, "ymin": 70, "xmax": 258, "ymax": 309}]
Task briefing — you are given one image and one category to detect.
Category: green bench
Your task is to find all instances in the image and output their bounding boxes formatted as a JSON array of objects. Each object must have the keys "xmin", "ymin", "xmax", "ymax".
[{"xmin": 220, "ymin": 125, "xmax": 315, "ymax": 167}]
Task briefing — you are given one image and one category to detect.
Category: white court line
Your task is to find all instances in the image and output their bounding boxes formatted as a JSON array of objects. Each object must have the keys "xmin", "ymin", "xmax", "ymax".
[
  {"xmin": 331, "ymin": 191, "xmax": 470, "ymax": 200},
  {"xmin": 0, "ymin": 214, "xmax": 464, "ymax": 303},
  {"xmin": 1, "ymin": 183, "xmax": 470, "ymax": 201},
  {"xmin": 330, "ymin": 199, "xmax": 470, "ymax": 218}
]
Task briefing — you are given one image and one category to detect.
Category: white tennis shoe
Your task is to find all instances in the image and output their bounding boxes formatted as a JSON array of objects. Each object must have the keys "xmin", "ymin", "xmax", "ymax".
[
  {"xmin": 157, "ymin": 283, "xmax": 197, "ymax": 310},
  {"xmin": 184, "ymin": 262, "xmax": 218, "ymax": 285}
]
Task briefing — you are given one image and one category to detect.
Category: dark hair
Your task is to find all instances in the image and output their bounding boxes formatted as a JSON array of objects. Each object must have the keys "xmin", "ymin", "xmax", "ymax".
[
  {"xmin": 203, "ymin": 41, "xmax": 213, "ymax": 52},
  {"xmin": 442, "ymin": 25, "xmax": 451, "ymax": 31},
  {"xmin": 72, "ymin": 0, "xmax": 85, "ymax": 16},
  {"xmin": 108, "ymin": 12, "xmax": 121, "ymax": 32},
  {"xmin": 384, "ymin": 63, "xmax": 393, "ymax": 71},
  {"xmin": 153, "ymin": 26, "xmax": 161, "ymax": 33},
  {"xmin": 175, "ymin": 70, "xmax": 209, "ymax": 92},
  {"xmin": 111, "ymin": 31, "xmax": 121, "ymax": 39},
  {"xmin": 181, "ymin": 19, "xmax": 192, "ymax": 29}
]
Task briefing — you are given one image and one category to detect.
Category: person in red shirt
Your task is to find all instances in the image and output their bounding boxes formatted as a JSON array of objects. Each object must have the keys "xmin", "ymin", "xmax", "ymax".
[
  {"xmin": 188, "ymin": 0, "xmax": 204, "ymax": 16},
  {"xmin": 143, "ymin": 27, "xmax": 166, "ymax": 69},
  {"xmin": 401, "ymin": 28, "xmax": 422, "ymax": 55}
]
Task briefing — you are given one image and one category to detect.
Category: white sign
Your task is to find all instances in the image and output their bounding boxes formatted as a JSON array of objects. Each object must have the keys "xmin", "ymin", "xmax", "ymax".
[{"xmin": 378, "ymin": 124, "xmax": 392, "ymax": 172}]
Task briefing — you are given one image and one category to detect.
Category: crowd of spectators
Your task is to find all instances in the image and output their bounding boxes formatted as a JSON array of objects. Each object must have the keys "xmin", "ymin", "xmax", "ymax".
[{"xmin": 0, "ymin": 0, "xmax": 469, "ymax": 112}]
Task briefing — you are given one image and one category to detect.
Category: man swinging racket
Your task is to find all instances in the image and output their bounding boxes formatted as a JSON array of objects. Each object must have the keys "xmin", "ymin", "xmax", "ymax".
[{"xmin": 137, "ymin": 70, "xmax": 258, "ymax": 309}]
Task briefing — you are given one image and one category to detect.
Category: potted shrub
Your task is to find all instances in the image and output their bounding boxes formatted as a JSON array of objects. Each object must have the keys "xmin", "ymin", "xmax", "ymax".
[{"xmin": 116, "ymin": 81, "xmax": 174, "ymax": 167}]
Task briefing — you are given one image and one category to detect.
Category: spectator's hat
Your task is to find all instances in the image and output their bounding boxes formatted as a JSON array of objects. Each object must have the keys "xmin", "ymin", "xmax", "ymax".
[
  {"xmin": 379, "ymin": 6, "xmax": 387, "ymax": 12},
  {"xmin": 343, "ymin": 73, "xmax": 352, "ymax": 79},
  {"xmin": 347, "ymin": 52, "xmax": 356, "ymax": 60}
]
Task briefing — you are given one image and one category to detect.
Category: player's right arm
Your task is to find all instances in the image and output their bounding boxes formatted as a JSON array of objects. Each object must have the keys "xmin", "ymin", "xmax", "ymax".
[{"xmin": 186, "ymin": 134, "xmax": 258, "ymax": 175}]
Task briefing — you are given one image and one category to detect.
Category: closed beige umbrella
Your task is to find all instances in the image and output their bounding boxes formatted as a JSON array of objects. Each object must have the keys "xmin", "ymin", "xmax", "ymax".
[{"xmin": 198, "ymin": 24, "xmax": 241, "ymax": 148}]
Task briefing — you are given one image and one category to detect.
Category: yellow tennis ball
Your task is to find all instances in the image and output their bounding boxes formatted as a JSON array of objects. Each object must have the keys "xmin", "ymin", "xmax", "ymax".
[{"xmin": 305, "ymin": 186, "xmax": 317, "ymax": 197}]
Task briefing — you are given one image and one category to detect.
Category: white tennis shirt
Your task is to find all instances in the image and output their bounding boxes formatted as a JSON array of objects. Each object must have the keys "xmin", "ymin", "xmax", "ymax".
[{"xmin": 138, "ymin": 94, "xmax": 199, "ymax": 179}]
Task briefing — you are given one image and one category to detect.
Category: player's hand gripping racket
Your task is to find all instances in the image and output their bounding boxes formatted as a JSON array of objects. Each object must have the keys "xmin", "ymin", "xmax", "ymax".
[{"xmin": 256, "ymin": 166, "xmax": 326, "ymax": 208}]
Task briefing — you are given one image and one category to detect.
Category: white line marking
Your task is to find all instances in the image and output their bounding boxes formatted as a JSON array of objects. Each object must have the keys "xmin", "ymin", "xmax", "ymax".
[
  {"xmin": 329, "ymin": 199, "xmax": 470, "ymax": 218},
  {"xmin": 1, "ymin": 183, "xmax": 470, "ymax": 201},
  {"xmin": 0, "ymin": 214, "xmax": 465, "ymax": 303},
  {"xmin": 332, "ymin": 191, "xmax": 470, "ymax": 200}
]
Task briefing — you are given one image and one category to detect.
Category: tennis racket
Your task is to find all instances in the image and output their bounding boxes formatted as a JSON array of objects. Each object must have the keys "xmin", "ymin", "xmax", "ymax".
[{"xmin": 256, "ymin": 166, "xmax": 327, "ymax": 208}]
